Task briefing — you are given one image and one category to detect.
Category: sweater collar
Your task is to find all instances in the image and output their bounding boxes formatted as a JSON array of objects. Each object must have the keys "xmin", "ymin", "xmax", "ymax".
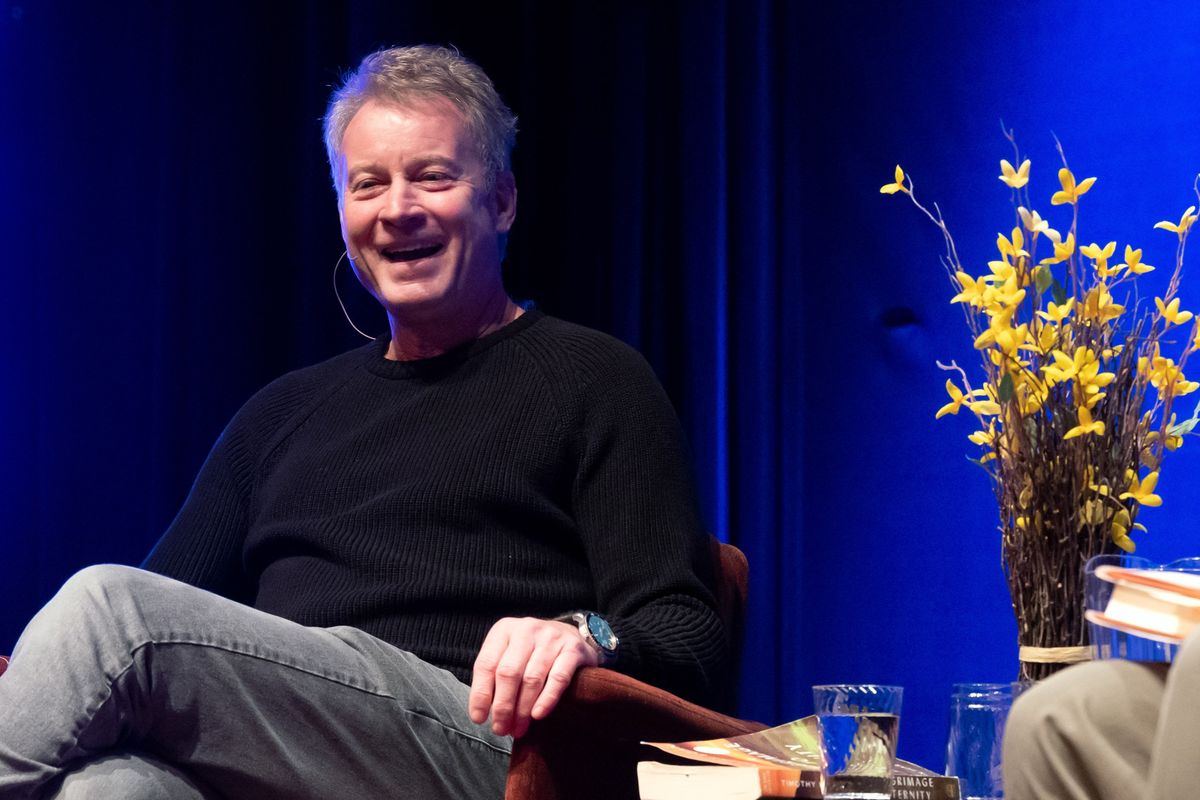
[{"xmin": 363, "ymin": 308, "xmax": 543, "ymax": 380}]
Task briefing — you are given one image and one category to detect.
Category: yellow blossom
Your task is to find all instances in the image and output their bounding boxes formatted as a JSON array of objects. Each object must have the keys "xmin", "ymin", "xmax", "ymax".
[
  {"xmin": 1110, "ymin": 508, "xmax": 1144, "ymax": 553},
  {"xmin": 1037, "ymin": 298, "xmax": 1075, "ymax": 325},
  {"xmin": 995, "ymin": 228, "xmax": 1028, "ymax": 272},
  {"xmin": 1033, "ymin": 319, "xmax": 1058, "ymax": 353},
  {"xmin": 1079, "ymin": 284, "xmax": 1125, "ymax": 323},
  {"xmin": 1014, "ymin": 375, "xmax": 1049, "ymax": 415},
  {"xmin": 1145, "ymin": 420, "xmax": 1184, "ymax": 454},
  {"xmin": 999, "ymin": 159, "xmax": 1031, "ymax": 189},
  {"xmin": 994, "ymin": 323, "xmax": 1029, "ymax": 357},
  {"xmin": 985, "ymin": 283, "xmax": 1026, "ymax": 311},
  {"xmin": 1077, "ymin": 355, "xmax": 1116, "ymax": 407},
  {"xmin": 1080, "ymin": 241, "xmax": 1118, "ymax": 278},
  {"xmin": 1050, "ymin": 167, "xmax": 1096, "ymax": 206},
  {"xmin": 1039, "ymin": 231, "xmax": 1075, "ymax": 265},
  {"xmin": 880, "ymin": 165, "xmax": 908, "ymax": 195},
  {"xmin": 1165, "ymin": 417, "xmax": 1184, "ymax": 451},
  {"xmin": 1154, "ymin": 205, "xmax": 1198, "ymax": 236},
  {"xmin": 950, "ymin": 272, "xmax": 989, "ymax": 307},
  {"xmin": 935, "ymin": 379, "xmax": 989, "ymax": 419},
  {"xmin": 1119, "ymin": 245, "xmax": 1154, "ymax": 276},
  {"xmin": 968, "ymin": 421, "xmax": 996, "ymax": 446},
  {"xmin": 1017, "ymin": 207, "xmax": 1051, "ymax": 236},
  {"xmin": 973, "ymin": 305, "xmax": 1016, "ymax": 349},
  {"xmin": 1042, "ymin": 347, "xmax": 1085, "ymax": 385},
  {"xmin": 967, "ymin": 420, "xmax": 998, "ymax": 462},
  {"xmin": 1138, "ymin": 353, "xmax": 1195, "ymax": 396},
  {"xmin": 1064, "ymin": 405, "xmax": 1105, "ymax": 440},
  {"xmin": 1155, "ymin": 296, "xmax": 1194, "ymax": 327},
  {"xmin": 1120, "ymin": 470, "xmax": 1162, "ymax": 507}
]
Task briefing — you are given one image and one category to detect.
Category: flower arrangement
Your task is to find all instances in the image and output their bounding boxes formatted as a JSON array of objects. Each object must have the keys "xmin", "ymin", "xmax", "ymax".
[{"xmin": 883, "ymin": 133, "xmax": 1200, "ymax": 679}]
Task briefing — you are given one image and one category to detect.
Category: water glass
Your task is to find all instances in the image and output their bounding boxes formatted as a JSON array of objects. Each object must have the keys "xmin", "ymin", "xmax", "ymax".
[
  {"xmin": 944, "ymin": 682, "xmax": 1024, "ymax": 799},
  {"xmin": 813, "ymin": 684, "xmax": 903, "ymax": 799}
]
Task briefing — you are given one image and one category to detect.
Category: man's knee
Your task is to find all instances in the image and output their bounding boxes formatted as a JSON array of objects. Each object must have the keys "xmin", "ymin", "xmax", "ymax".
[
  {"xmin": 17, "ymin": 565, "xmax": 166, "ymax": 660},
  {"xmin": 1009, "ymin": 659, "xmax": 1158, "ymax": 748},
  {"xmin": 1004, "ymin": 659, "xmax": 1166, "ymax": 800},
  {"xmin": 47, "ymin": 753, "xmax": 211, "ymax": 800}
]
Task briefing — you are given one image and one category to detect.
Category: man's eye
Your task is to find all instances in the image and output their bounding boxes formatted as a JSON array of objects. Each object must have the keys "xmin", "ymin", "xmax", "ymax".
[
  {"xmin": 351, "ymin": 179, "xmax": 380, "ymax": 192},
  {"xmin": 418, "ymin": 172, "xmax": 450, "ymax": 182}
]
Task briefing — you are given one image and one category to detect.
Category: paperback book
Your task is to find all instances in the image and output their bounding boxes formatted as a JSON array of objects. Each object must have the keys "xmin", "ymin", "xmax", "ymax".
[
  {"xmin": 638, "ymin": 716, "xmax": 960, "ymax": 799},
  {"xmin": 1086, "ymin": 565, "xmax": 1200, "ymax": 643}
]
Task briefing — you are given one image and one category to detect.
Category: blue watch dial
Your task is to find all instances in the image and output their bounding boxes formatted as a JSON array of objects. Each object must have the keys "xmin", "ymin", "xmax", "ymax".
[{"xmin": 585, "ymin": 612, "xmax": 619, "ymax": 653}]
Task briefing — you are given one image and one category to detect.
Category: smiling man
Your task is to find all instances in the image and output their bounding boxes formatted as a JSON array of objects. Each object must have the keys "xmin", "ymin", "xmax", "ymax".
[
  {"xmin": 336, "ymin": 95, "xmax": 519, "ymax": 358},
  {"xmin": 0, "ymin": 46, "xmax": 726, "ymax": 799}
]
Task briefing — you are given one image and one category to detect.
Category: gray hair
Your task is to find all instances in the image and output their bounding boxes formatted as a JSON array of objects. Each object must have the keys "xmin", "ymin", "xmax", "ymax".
[{"xmin": 323, "ymin": 45, "xmax": 517, "ymax": 195}]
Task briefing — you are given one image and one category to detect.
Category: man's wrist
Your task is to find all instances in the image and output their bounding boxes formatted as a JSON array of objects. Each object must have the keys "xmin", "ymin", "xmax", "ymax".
[{"xmin": 554, "ymin": 611, "xmax": 619, "ymax": 664}]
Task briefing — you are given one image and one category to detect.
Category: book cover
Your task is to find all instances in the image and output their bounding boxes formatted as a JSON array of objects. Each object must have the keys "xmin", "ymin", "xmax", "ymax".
[
  {"xmin": 639, "ymin": 716, "xmax": 960, "ymax": 799},
  {"xmin": 1086, "ymin": 565, "xmax": 1200, "ymax": 643}
]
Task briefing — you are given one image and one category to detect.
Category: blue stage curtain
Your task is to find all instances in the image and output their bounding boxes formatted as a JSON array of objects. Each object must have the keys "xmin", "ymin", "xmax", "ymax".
[{"xmin": 5, "ymin": 0, "xmax": 1200, "ymax": 770}]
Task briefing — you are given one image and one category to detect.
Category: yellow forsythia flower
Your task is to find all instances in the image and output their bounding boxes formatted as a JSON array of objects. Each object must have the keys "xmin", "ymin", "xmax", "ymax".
[
  {"xmin": 1120, "ymin": 470, "xmax": 1163, "ymax": 507},
  {"xmin": 935, "ymin": 379, "xmax": 989, "ymax": 418},
  {"xmin": 1039, "ymin": 231, "xmax": 1075, "ymax": 265},
  {"xmin": 1037, "ymin": 298, "xmax": 1075, "ymax": 325},
  {"xmin": 1154, "ymin": 205, "xmax": 1198, "ymax": 236},
  {"xmin": 999, "ymin": 159, "xmax": 1031, "ymax": 189},
  {"xmin": 880, "ymin": 165, "xmax": 908, "ymax": 194},
  {"xmin": 1155, "ymin": 297, "xmax": 1194, "ymax": 327},
  {"xmin": 1017, "ymin": 206, "xmax": 1051, "ymax": 236},
  {"xmin": 1110, "ymin": 508, "xmax": 1143, "ymax": 553},
  {"xmin": 1050, "ymin": 168, "xmax": 1096, "ymax": 206},
  {"xmin": 1080, "ymin": 241, "xmax": 1118, "ymax": 277},
  {"xmin": 1119, "ymin": 245, "xmax": 1154, "ymax": 276},
  {"xmin": 950, "ymin": 272, "xmax": 989, "ymax": 308},
  {"xmin": 1064, "ymin": 405, "xmax": 1105, "ymax": 440}
]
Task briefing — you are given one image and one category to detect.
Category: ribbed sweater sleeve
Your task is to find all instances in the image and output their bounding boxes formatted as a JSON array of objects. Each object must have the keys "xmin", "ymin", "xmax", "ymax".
[
  {"xmin": 140, "ymin": 312, "xmax": 728, "ymax": 706},
  {"xmin": 514, "ymin": 325, "xmax": 729, "ymax": 701},
  {"xmin": 142, "ymin": 352, "xmax": 362, "ymax": 601}
]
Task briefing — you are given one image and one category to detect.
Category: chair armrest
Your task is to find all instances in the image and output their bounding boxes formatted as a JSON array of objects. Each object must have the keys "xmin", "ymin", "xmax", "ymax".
[{"xmin": 505, "ymin": 667, "xmax": 765, "ymax": 800}]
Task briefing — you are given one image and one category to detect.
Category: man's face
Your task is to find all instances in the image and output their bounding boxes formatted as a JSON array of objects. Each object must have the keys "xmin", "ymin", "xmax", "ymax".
[{"xmin": 337, "ymin": 99, "xmax": 516, "ymax": 323}]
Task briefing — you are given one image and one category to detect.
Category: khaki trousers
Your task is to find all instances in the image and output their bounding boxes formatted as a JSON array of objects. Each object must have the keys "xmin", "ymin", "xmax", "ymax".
[{"xmin": 1003, "ymin": 629, "xmax": 1200, "ymax": 800}]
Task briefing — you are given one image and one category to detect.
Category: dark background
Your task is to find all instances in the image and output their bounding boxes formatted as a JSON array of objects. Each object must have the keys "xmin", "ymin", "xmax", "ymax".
[{"xmin": 3, "ymin": 0, "xmax": 1200, "ymax": 771}]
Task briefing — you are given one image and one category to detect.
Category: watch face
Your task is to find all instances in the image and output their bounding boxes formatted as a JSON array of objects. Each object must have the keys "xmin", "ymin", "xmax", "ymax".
[{"xmin": 586, "ymin": 613, "xmax": 618, "ymax": 652}]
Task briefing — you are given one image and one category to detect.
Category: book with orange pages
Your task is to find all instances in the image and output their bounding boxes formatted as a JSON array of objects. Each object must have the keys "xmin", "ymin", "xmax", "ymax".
[
  {"xmin": 638, "ymin": 716, "xmax": 960, "ymax": 799},
  {"xmin": 1086, "ymin": 565, "xmax": 1200, "ymax": 644}
]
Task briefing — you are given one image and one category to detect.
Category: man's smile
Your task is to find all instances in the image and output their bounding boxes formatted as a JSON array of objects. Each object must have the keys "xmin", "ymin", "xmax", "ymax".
[{"xmin": 381, "ymin": 243, "xmax": 445, "ymax": 262}]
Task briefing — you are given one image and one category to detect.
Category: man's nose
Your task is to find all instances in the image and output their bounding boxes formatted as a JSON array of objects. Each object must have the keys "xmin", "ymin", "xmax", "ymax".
[{"xmin": 381, "ymin": 181, "xmax": 425, "ymax": 226}]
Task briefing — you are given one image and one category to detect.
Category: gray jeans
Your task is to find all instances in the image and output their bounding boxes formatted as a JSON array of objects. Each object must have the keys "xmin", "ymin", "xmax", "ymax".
[
  {"xmin": 1003, "ymin": 628, "xmax": 1200, "ymax": 800},
  {"xmin": 0, "ymin": 565, "xmax": 511, "ymax": 799}
]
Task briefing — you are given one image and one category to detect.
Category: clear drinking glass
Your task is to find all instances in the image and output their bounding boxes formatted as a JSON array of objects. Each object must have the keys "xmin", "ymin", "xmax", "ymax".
[
  {"xmin": 944, "ymin": 682, "xmax": 1023, "ymax": 799},
  {"xmin": 813, "ymin": 684, "xmax": 903, "ymax": 799}
]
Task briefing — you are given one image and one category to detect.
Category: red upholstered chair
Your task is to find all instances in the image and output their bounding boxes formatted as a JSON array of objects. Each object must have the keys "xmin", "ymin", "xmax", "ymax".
[{"xmin": 503, "ymin": 539, "xmax": 766, "ymax": 800}]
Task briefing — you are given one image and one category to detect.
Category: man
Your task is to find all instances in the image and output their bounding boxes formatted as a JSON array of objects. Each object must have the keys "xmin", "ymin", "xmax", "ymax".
[
  {"xmin": 1003, "ymin": 629, "xmax": 1200, "ymax": 800},
  {"xmin": 0, "ymin": 45, "xmax": 726, "ymax": 799}
]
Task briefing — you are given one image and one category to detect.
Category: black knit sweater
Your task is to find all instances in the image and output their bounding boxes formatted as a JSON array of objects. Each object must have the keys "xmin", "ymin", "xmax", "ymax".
[{"xmin": 143, "ymin": 311, "xmax": 727, "ymax": 704}]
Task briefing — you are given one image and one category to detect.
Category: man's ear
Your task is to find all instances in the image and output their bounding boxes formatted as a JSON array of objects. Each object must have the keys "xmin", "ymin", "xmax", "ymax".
[{"xmin": 492, "ymin": 171, "xmax": 517, "ymax": 234}]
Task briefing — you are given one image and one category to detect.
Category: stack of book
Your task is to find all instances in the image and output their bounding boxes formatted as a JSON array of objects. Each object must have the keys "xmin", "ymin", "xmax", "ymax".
[
  {"xmin": 1085, "ymin": 565, "xmax": 1200, "ymax": 642},
  {"xmin": 637, "ymin": 716, "xmax": 960, "ymax": 799}
]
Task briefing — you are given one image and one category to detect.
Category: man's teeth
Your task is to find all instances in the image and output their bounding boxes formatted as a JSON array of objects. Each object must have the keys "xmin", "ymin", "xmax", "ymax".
[{"xmin": 384, "ymin": 244, "xmax": 443, "ymax": 262}]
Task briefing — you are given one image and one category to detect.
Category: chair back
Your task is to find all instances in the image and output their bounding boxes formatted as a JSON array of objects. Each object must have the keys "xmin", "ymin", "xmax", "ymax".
[{"xmin": 710, "ymin": 537, "xmax": 750, "ymax": 712}]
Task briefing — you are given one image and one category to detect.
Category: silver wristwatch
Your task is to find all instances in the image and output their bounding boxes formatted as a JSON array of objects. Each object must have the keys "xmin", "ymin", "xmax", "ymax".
[{"xmin": 557, "ymin": 611, "xmax": 619, "ymax": 663}]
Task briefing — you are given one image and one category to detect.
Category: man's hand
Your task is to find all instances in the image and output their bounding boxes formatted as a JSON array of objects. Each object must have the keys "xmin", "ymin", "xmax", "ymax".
[{"xmin": 468, "ymin": 617, "xmax": 600, "ymax": 738}]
